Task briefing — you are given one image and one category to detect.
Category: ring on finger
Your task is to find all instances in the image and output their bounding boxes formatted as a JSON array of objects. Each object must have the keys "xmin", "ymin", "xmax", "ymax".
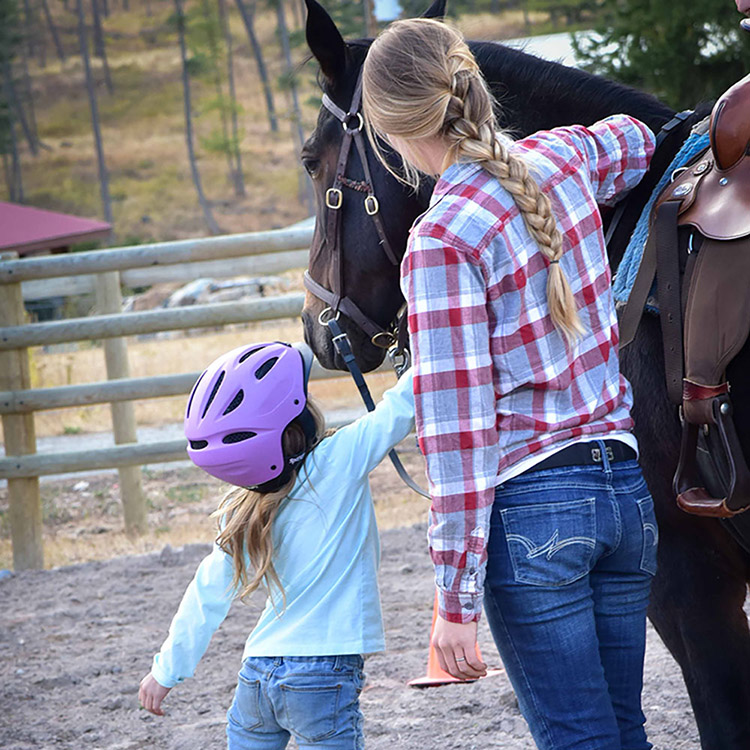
[{"xmin": 455, "ymin": 656, "xmax": 466, "ymax": 662}]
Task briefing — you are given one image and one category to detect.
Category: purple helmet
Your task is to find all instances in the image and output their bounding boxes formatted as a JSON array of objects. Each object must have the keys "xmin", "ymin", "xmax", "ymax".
[{"xmin": 184, "ymin": 341, "xmax": 314, "ymax": 488}]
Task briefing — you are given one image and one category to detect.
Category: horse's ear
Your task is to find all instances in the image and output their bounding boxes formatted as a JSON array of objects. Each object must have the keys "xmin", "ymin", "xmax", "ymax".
[
  {"xmin": 305, "ymin": 0, "xmax": 347, "ymax": 82},
  {"xmin": 422, "ymin": 0, "xmax": 447, "ymax": 19}
]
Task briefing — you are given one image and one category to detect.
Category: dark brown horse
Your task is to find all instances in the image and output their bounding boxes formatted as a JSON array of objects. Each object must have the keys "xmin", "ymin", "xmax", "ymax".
[{"xmin": 300, "ymin": 2, "xmax": 750, "ymax": 747}]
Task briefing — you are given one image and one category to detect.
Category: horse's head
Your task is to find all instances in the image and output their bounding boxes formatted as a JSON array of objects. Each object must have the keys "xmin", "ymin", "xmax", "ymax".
[{"xmin": 301, "ymin": 0, "xmax": 445, "ymax": 371}]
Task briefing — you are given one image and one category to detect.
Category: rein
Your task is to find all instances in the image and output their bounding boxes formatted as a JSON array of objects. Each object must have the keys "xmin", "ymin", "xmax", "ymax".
[
  {"xmin": 303, "ymin": 71, "xmax": 403, "ymax": 349},
  {"xmin": 327, "ymin": 318, "xmax": 429, "ymax": 499}
]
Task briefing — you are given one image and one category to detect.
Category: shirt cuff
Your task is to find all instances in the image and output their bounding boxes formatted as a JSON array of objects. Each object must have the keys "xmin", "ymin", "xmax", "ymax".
[
  {"xmin": 150, "ymin": 656, "xmax": 181, "ymax": 689},
  {"xmin": 437, "ymin": 587, "xmax": 483, "ymax": 624}
]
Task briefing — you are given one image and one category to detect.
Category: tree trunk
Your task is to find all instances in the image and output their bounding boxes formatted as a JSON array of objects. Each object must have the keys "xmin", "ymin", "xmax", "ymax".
[
  {"xmin": 234, "ymin": 0, "xmax": 278, "ymax": 133},
  {"xmin": 91, "ymin": 0, "xmax": 113, "ymax": 94},
  {"xmin": 201, "ymin": 0, "xmax": 235, "ymax": 189},
  {"xmin": 20, "ymin": 0, "xmax": 34, "ymax": 62},
  {"xmin": 1, "ymin": 64, "xmax": 24, "ymax": 202},
  {"xmin": 218, "ymin": 0, "xmax": 245, "ymax": 196},
  {"xmin": 362, "ymin": 0, "xmax": 375, "ymax": 37},
  {"xmin": 275, "ymin": 0, "xmax": 314, "ymax": 213},
  {"xmin": 289, "ymin": 0, "xmax": 301, "ymax": 29},
  {"xmin": 2, "ymin": 59, "xmax": 36, "ymax": 156},
  {"xmin": 17, "ymin": 35, "xmax": 39, "ymax": 153},
  {"xmin": 76, "ymin": 0, "xmax": 113, "ymax": 225},
  {"xmin": 174, "ymin": 0, "xmax": 221, "ymax": 235},
  {"xmin": 41, "ymin": 0, "xmax": 67, "ymax": 63}
]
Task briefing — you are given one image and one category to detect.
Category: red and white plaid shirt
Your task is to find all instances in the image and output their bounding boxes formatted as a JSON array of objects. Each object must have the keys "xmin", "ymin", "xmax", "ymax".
[{"xmin": 401, "ymin": 115, "xmax": 655, "ymax": 622}]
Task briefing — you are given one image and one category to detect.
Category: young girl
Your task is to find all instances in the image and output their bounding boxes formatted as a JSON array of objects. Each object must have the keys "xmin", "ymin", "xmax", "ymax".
[
  {"xmin": 139, "ymin": 341, "xmax": 414, "ymax": 749},
  {"xmin": 362, "ymin": 19, "xmax": 657, "ymax": 750}
]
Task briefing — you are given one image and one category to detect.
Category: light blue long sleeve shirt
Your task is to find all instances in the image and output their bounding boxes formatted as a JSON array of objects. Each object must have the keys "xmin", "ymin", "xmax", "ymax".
[{"xmin": 151, "ymin": 370, "xmax": 415, "ymax": 688}]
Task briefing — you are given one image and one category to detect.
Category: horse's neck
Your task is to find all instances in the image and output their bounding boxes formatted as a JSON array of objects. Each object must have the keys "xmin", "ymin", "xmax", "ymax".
[{"xmin": 472, "ymin": 42, "xmax": 674, "ymax": 136}]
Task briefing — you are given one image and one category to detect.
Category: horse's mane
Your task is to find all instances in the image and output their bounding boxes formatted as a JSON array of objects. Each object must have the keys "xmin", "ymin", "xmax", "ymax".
[{"xmin": 471, "ymin": 41, "xmax": 675, "ymax": 134}]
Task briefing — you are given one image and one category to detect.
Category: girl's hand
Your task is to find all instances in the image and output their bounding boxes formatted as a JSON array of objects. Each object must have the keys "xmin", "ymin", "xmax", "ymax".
[
  {"xmin": 139, "ymin": 673, "xmax": 171, "ymax": 716},
  {"xmin": 431, "ymin": 616, "xmax": 487, "ymax": 680}
]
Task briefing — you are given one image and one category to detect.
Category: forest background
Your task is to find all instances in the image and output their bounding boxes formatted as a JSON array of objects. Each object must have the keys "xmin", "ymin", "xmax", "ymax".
[{"xmin": 1, "ymin": 0, "xmax": 749, "ymax": 247}]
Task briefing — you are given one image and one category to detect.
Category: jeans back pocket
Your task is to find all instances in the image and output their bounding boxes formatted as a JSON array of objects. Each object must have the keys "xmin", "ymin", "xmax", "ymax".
[
  {"xmin": 228, "ymin": 673, "xmax": 263, "ymax": 731},
  {"xmin": 635, "ymin": 494, "xmax": 659, "ymax": 576},
  {"xmin": 500, "ymin": 497, "xmax": 596, "ymax": 586}
]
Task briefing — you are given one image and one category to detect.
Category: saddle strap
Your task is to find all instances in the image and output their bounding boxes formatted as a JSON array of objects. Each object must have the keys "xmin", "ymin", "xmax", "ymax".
[
  {"xmin": 618, "ymin": 200, "xmax": 683, "ymax": 403},
  {"xmin": 655, "ymin": 201, "xmax": 685, "ymax": 405}
]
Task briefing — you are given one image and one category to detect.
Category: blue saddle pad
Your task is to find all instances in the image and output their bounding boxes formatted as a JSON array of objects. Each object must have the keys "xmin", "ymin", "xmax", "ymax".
[{"xmin": 611, "ymin": 132, "xmax": 710, "ymax": 307}]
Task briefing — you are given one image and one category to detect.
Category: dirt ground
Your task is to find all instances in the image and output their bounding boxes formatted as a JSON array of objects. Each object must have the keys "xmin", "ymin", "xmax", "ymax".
[{"xmin": 0, "ymin": 456, "xmax": 702, "ymax": 750}]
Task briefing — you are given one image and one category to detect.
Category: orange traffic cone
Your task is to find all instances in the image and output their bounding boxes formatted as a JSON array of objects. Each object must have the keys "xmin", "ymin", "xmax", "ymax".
[{"xmin": 407, "ymin": 589, "xmax": 503, "ymax": 688}]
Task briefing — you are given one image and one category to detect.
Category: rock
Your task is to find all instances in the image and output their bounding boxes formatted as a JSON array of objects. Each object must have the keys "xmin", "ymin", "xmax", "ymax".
[{"xmin": 159, "ymin": 544, "xmax": 181, "ymax": 566}]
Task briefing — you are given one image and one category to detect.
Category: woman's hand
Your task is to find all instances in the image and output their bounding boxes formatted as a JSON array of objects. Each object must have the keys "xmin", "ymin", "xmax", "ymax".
[
  {"xmin": 139, "ymin": 673, "xmax": 171, "ymax": 716},
  {"xmin": 431, "ymin": 616, "xmax": 487, "ymax": 680}
]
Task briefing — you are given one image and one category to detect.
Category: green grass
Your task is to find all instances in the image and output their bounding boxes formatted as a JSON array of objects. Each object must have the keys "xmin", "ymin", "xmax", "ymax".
[{"xmin": 166, "ymin": 484, "xmax": 208, "ymax": 505}]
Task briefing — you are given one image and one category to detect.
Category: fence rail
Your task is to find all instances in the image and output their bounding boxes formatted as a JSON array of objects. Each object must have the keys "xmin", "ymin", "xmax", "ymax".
[{"xmin": 0, "ymin": 223, "xmax": 330, "ymax": 571}]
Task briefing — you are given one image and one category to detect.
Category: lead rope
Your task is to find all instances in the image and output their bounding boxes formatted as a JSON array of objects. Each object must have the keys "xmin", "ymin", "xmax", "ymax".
[{"xmin": 327, "ymin": 317, "xmax": 430, "ymax": 499}]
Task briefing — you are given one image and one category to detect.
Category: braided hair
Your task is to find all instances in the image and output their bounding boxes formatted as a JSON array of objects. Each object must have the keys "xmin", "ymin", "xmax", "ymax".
[{"xmin": 362, "ymin": 19, "xmax": 584, "ymax": 343}]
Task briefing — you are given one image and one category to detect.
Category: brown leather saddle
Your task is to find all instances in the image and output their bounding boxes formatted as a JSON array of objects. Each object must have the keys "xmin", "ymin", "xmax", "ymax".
[{"xmin": 620, "ymin": 73, "xmax": 750, "ymax": 518}]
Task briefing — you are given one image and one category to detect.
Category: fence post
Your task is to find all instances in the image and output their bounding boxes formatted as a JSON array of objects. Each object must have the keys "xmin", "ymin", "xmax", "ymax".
[
  {"xmin": 94, "ymin": 271, "xmax": 147, "ymax": 535},
  {"xmin": 0, "ymin": 251, "xmax": 44, "ymax": 569}
]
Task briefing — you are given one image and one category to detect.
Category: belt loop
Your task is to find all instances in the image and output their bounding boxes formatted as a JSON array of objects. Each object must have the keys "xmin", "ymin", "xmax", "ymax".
[
  {"xmin": 332, "ymin": 655, "xmax": 342, "ymax": 672},
  {"xmin": 595, "ymin": 440, "xmax": 613, "ymax": 472}
]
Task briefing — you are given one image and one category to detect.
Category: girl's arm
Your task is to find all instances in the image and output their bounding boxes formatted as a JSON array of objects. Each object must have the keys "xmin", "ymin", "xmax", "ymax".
[
  {"xmin": 325, "ymin": 367, "xmax": 416, "ymax": 479},
  {"xmin": 141, "ymin": 543, "xmax": 236, "ymax": 705}
]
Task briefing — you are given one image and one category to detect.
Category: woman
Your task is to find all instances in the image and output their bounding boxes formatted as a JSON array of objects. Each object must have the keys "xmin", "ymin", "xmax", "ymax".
[{"xmin": 362, "ymin": 18, "xmax": 658, "ymax": 750}]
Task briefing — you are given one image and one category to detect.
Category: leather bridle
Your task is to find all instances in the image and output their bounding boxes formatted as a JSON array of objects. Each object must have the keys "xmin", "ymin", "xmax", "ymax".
[{"xmin": 303, "ymin": 72, "xmax": 403, "ymax": 349}]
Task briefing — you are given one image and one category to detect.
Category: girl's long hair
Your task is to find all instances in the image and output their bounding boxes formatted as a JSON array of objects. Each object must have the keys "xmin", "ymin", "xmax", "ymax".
[
  {"xmin": 212, "ymin": 399, "xmax": 326, "ymax": 602},
  {"xmin": 361, "ymin": 18, "xmax": 584, "ymax": 343}
]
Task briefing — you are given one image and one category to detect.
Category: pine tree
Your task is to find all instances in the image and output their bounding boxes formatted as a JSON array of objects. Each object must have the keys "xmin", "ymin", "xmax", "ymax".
[
  {"xmin": 574, "ymin": 0, "xmax": 750, "ymax": 109},
  {"xmin": 0, "ymin": 0, "xmax": 23, "ymax": 201}
]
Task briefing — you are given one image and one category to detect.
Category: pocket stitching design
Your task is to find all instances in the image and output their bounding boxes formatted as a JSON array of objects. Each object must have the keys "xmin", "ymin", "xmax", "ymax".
[{"xmin": 501, "ymin": 497, "xmax": 596, "ymax": 587}]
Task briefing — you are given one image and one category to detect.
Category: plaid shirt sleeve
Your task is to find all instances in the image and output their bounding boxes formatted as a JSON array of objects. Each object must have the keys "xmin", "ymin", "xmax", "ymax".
[
  {"xmin": 550, "ymin": 114, "xmax": 656, "ymax": 206},
  {"xmin": 402, "ymin": 231, "xmax": 499, "ymax": 623}
]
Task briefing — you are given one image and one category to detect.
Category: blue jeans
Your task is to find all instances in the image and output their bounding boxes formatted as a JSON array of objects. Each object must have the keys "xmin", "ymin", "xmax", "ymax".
[
  {"xmin": 484, "ymin": 448, "xmax": 657, "ymax": 750},
  {"xmin": 226, "ymin": 655, "xmax": 365, "ymax": 749}
]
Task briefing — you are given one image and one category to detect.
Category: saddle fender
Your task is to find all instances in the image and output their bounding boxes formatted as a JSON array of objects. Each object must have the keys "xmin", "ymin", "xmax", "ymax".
[{"xmin": 640, "ymin": 74, "xmax": 750, "ymax": 517}]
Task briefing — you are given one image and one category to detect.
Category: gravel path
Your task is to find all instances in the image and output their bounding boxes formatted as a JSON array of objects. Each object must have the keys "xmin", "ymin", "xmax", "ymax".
[{"xmin": 0, "ymin": 524, "xmax": 700, "ymax": 749}]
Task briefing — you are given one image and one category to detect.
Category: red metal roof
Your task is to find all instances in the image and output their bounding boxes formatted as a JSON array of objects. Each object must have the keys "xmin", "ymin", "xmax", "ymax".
[{"xmin": 0, "ymin": 202, "xmax": 111, "ymax": 257}]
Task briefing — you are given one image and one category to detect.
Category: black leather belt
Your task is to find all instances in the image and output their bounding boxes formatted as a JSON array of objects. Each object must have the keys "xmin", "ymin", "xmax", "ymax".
[{"xmin": 531, "ymin": 440, "xmax": 637, "ymax": 473}]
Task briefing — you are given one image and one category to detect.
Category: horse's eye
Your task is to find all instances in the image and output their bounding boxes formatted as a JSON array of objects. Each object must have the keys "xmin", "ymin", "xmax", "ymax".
[{"xmin": 301, "ymin": 157, "xmax": 320, "ymax": 177}]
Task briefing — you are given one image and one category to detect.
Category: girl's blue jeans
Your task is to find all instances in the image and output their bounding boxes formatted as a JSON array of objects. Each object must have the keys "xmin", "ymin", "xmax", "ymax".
[
  {"xmin": 484, "ymin": 448, "xmax": 657, "ymax": 750},
  {"xmin": 226, "ymin": 654, "xmax": 365, "ymax": 749}
]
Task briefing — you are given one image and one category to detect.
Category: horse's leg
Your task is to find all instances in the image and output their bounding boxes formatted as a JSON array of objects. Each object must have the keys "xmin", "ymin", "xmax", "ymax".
[{"xmin": 623, "ymin": 315, "xmax": 750, "ymax": 750}]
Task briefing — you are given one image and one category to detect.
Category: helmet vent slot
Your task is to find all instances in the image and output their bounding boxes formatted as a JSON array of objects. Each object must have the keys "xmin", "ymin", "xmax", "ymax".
[
  {"xmin": 186, "ymin": 371, "xmax": 206, "ymax": 418},
  {"xmin": 202, "ymin": 372, "xmax": 225, "ymax": 419},
  {"xmin": 222, "ymin": 431, "xmax": 256, "ymax": 444},
  {"xmin": 223, "ymin": 389, "xmax": 244, "ymax": 415},
  {"xmin": 239, "ymin": 346, "xmax": 265, "ymax": 364},
  {"xmin": 189, "ymin": 439, "xmax": 208, "ymax": 450},
  {"xmin": 254, "ymin": 357, "xmax": 278, "ymax": 380}
]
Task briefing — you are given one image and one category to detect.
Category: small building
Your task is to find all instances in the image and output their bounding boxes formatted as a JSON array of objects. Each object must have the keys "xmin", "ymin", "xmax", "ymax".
[{"xmin": 0, "ymin": 202, "xmax": 111, "ymax": 320}]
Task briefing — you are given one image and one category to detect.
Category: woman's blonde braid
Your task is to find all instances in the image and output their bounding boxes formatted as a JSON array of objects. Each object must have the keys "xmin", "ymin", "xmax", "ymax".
[{"xmin": 442, "ymin": 53, "xmax": 584, "ymax": 341}]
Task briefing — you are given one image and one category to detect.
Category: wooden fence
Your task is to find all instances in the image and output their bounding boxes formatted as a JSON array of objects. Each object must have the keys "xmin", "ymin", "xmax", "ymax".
[{"xmin": 0, "ymin": 223, "xmax": 360, "ymax": 571}]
